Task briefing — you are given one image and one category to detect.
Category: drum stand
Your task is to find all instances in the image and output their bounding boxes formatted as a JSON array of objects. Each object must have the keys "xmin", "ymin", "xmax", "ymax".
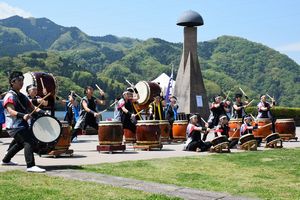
[
  {"xmin": 265, "ymin": 139, "xmax": 283, "ymax": 148},
  {"xmin": 48, "ymin": 147, "xmax": 74, "ymax": 158},
  {"xmin": 278, "ymin": 134, "xmax": 298, "ymax": 142},
  {"xmin": 133, "ymin": 142, "xmax": 163, "ymax": 151},
  {"xmin": 210, "ymin": 142, "xmax": 230, "ymax": 153},
  {"xmin": 240, "ymin": 140, "xmax": 257, "ymax": 151},
  {"xmin": 97, "ymin": 144, "xmax": 126, "ymax": 154}
]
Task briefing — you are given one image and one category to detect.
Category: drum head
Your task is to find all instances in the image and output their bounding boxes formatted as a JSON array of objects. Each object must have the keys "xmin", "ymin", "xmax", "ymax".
[
  {"xmin": 135, "ymin": 81, "xmax": 150, "ymax": 105},
  {"xmin": 32, "ymin": 116, "xmax": 61, "ymax": 143}
]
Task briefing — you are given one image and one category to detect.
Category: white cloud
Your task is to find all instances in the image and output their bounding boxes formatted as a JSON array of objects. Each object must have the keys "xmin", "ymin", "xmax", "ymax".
[
  {"xmin": 0, "ymin": 2, "xmax": 32, "ymax": 19},
  {"xmin": 276, "ymin": 42, "xmax": 300, "ymax": 52}
]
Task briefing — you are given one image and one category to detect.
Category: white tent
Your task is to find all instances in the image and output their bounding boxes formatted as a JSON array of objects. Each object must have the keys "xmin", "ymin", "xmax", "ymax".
[{"xmin": 152, "ymin": 73, "xmax": 176, "ymax": 96}]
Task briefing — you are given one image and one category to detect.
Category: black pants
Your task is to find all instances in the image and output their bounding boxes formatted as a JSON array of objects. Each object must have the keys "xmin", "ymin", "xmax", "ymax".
[
  {"xmin": 2, "ymin": 128, "xmax": 35, "ymax": 168},
  {"xmin": 71, "ymin": 120, "xmax": 98, "ymax": 140},
  {"xmin": 186, "ymin": 140, "xmax": 212, "ymax": 152},
  {"xmin": 229, "ymin": 139, "xmax": 239, "ymax": 148}
]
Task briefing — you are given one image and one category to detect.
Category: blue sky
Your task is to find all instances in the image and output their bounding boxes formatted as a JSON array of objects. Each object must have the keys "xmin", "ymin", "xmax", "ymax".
[{"xmin": 0, "ymin": 0, "xmax": 300, "ymax": 64}]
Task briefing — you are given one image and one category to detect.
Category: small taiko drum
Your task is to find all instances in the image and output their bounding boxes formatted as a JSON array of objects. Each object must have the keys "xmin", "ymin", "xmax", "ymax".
[
  {"xmin": 265, "ymin": 133, "xmax": 281, "ymax": 145},
  {"xmin": 211, "ymin": 135, "xmax": 228, "ymax": 147},
  {"xmin": 172, "ymin": 120, "xmax": 188, "ymax": 141},
  {"xmin": 252, "ymin": 118, "xmax": 272, "ymax": 138},
  {"xmin": 239, "ymin": 134, "xmax": 255, "ymax": 145},
  {"xmin": 275, "ymin": 119, "xmax": 296, "ymax": 137},
  {"xmin": 159, "ymin": 120, "xmax": 170, "ymax": 141},
  {"xmin": 98, "ymin": 121, "xmax": 123, "ymax": 145},
  {"xmin": 136, "ymin": 120, "xmax": 160, "ymax": 145},
  {"xmin": 135, "ymin": 81, "xmax": 161, "ymax": 110},
  {"xmin": 228, "ymin": 119, "xmax": 242, "ymax": 139},
  {"xmin": 54, "ymin": 121, "xmax": 72, "ymax": 150},
  {"xmin": 21, "ymin": 72, "xmax": 57, "ymax": 111}
]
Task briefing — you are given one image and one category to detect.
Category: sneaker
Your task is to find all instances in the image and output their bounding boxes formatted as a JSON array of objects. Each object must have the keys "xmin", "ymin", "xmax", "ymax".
[
  {"xmin": 1, "ymin": 161, "xmax": 18, "ymax": 166},
  {"xmin": 27, "ymin": 166, "xmax": 46, "ymax": 173},
  {"xmin": 72, "ymin": 137, "xmax": 78, "ymax": 143}
]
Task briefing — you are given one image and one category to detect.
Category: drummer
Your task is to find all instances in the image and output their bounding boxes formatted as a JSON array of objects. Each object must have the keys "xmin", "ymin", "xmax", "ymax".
[
  {"xmin": 232, "ymin": 93, "xmax": 250, "ymax": 119},
  {"xmin": 149, "ymin": 95, "xmax": 166, "ymax": 120},
  {"xmin": 1, "ymin": 71, "xmax": 47, "ymax": 172},
  {"xmin": 240, "ymin": 115, "xmax": 258, "ymax": 136},
  {"xmin": 62, "ymin": 91, "xmax": 80, "ymax": 129},
  {"xmin": 185, "ymin": 114, "xmax": 211, "ymax": 152},
  {"xmin": 116, "ymin": 87, "xmax": 139, "ymax": 135},
  {"xmin": 26, "ymin": 84, "xmax": 48, "ymax": 108},
  {"xmin": 215, "ymin": 115, "xmax": 238, "ymax": 148},
  {"xmin": 165, "ymin": 95, "xmax": 179, "ymax": 139},
  {"xmin": 207, "ymin": 95, "xmax": 229, "ymax": 137},
  {"xmin": 257, "ymin": 94, "xmax": 276, "ymax": 133},
  {"xmin": 71, "ymin": 86, "xmax": 105, "ymax": 142}
]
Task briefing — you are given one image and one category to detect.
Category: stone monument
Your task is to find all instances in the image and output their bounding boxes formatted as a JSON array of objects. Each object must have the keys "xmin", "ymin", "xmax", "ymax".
[{"xmin": 174, "ymin": 10, "xmax": 210, "ymax": 119}]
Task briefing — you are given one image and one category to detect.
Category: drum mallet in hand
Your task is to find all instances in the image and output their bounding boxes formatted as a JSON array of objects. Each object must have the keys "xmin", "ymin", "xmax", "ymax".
[
  {"xmin": 40, "ymin": 77, "xmax": 47, "ymax": 95},
  {"xmin": 239, "ymin": 87, "xmax": 249, "ymax": 99},
  {"xmin": 29, "ymin": 92, "xmax": 51, "ymax": 115}
]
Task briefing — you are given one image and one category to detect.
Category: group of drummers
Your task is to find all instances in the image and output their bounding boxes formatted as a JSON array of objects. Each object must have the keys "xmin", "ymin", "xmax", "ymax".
[
  {"xmin": 185, "ymin": 93, "xmax": 276, "ymax": 152},
  {"xmin": 0, "ymin": 70, "xmax": 279, "ymax": 173}
]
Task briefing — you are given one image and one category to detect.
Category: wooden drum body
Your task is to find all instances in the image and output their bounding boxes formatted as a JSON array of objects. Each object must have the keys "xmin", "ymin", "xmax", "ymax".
[
  {"xmin": 252, "ymin": 118, "xmax": 272, "ymax": 138},
  {"xmin": 54, "ymin": 121, "xmax": 72, "ymax": 149},
  {"xmin": 98, "ymin": 121, "xmax": 123, "ymax": 145},
  {"xmin": 136, "ymin": 120, "xmax": 160, "ymax": 145},
  {"xmin": 159, "ymin": 120, "xmax": 170, "ymax": 141},
  {"xmin": 135, "ymin": 81, "xmax": 161, "ymax": 111},
  {"xmin": 172, "ymin": 120, "xmax": 188, "ymax": 141},
  {"xmin": 275, "ymin": 119, "xmax": 296, "ymax": 140},
  {"xmin": 228, "ymin": 119, "xmax": 242, "ymax": 139}
]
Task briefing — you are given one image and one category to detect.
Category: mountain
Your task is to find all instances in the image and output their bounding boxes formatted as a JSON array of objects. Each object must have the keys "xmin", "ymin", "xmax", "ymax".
[{"xmin": 0, "ymin": 16, "xmax": 299, "ymax": 107}]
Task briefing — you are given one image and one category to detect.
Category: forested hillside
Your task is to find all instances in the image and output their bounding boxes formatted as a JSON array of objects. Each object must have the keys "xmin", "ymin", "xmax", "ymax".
[{"xmin": 0, "ymin": 16, "xmax": 299, "ymax": 106}]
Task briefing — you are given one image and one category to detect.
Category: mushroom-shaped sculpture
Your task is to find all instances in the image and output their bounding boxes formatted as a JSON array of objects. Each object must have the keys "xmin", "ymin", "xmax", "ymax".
[{"xmin": 176, "ymin": 10, "xmax": 204, "ymax": 27}]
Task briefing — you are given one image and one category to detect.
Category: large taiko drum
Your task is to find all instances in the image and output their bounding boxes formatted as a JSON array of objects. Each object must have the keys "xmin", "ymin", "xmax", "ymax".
[
  {"xmin": 31, "ymin": 115, "xmax": 61, "ymax": 154},
  {"xmin": 172, "ymin": 120, "xmax": 188, "ymax": 141},
  {"xmin": 136, "ymin": 120, "xmax": 160, "ymax": 145},
  {"xmin": 54, "ymin": 121, "xmax": 72, "ymax": 150},
  {"xmin": 159, "ymin": 120, "xmax": 170, "ymax": 141},
  {"xmin": 21, "ymin": 72, "xmax": 57, "ymax": 112},
  {"xmin": 252, "ymin": 118, "xmax": 272, "ymax": 138},
  {"xmin": 135, "ymin": 81, "xmax": 161, "ymax": 110},
  {"xmin": 98, "ymin": 121, "xmax": 123, "ymax": 145},
  {"xmin": 275, "ymin": 119, "xmax": 296, "ymax": 138},
  {"xmin": 124, "ymin": 128, "xmax": 136, "ymax": 143},
  {"xmin": 228, "ymin": 119, "xmax": 242, "ymax": 139}
]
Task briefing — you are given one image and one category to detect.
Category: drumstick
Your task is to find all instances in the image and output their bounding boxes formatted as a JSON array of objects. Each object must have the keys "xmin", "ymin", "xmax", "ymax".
[
  {"xmin": 124, "ymin": 78, "xmax": 135, "ymax": 88},
  {"xmin": 95, "ymin": 84, "xmax": 104, "ymax": 93},
  {"xmin": 201, "ymin": 117, "xmax": 207, "ymax": 124},
  {"xmin": 72, "ymin": 91, "xmax": 82, "ymax": 100},
  {"xmin": 239, "ymin": 87, "xmax": 249, "ymax": 99},
  {"xmin": 224, "ymin": 91, "xmax": 231, "ymax": 101},
  {"xmin": 40, "ymin": 78, "xmax": 47, "ymax": 95},
  {"xmin": 29, "ymin": 93, "xmax": 51, "ymax": 115},
  {"xmin": 247, "ymin": 99, "xmax": 254, "ymax": 106},
  {"xmin": 266, "ymin": 93, "xmax": 275, "ymax": 101},
  {"xmin": 250, "ymin": 114, "xmax": 256, "ymax": 120},
  {"xmin": 135, "ymin": 109, "xmax": 144, "ymax": 116},
  {"xmin": 99, "ymin": 101, "xmax": 118, "ymax": 114}
]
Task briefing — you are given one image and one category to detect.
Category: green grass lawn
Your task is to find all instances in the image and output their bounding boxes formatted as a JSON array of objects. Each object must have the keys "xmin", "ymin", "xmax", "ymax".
[
  {"xmin": 83, "ymin": 148, "xmax": 300, "ymax": 200},
  {"xmin": 0, "ymin": 170, "xmax": 180, "ymax": 200}
]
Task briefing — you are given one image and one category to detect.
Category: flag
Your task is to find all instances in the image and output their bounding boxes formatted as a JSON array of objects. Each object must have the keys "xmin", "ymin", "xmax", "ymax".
[{"xmin": 165, "ymin": 66, "xmax": 174, "ymax": 104}]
